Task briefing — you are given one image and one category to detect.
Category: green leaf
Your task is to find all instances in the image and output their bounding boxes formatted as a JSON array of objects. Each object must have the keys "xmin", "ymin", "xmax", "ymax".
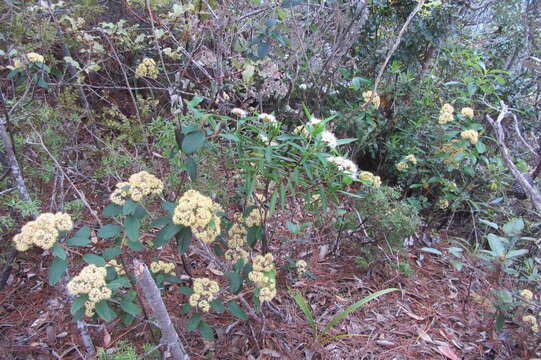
[
  {"xmin": 257, "ymin": 42, "xmax": 270, "ymax": 59},
  {"xmin": 103, "ymin": 203, "xmax": 122, "ymax": 217},
  {"xmin": 97, "ymin": 224, "xmax": 122, "ymax": 238},
  {"xmin": 122, "ymin": 200, "xmax": 138, "ymax": 215},
  {"xmin": 475, "ymin": 141, "xmax": 486, "ymax": 154},
  {"xmin": 72, "ymin": 306, "xmax": 85, "ymax": 322},
  {"xmin": 479, "ymin": 218, "xmax": 499, "ymax": 230},
  {"xmin": 321, "ymin": 288, "xmax": 398, "ymax": 338},
  {"xmin": 419, "ymin": 247, "xmax": 442, "ymax": 256},
  {"xmin": 187, "ymin": 313, "xmax": 202, "ymax": 331},
  {"xmin": 487, "ymin": 234, "xmax": 506, "ymax": 256},
  {"xmin": 176, "ymin": 226, "xmax": 192, "ymax": 255},
  {"xmin": 268, "ymin": 190, "xmax": 278, "ymax": 217},
  {"xmin": 95, "ymin": 300, "xmax": 117, "ymax": 322},
  {"xmin": 210, "ymin": 298, "xmax": 225, "ymax": 313},
  {"xmin": 48, "ymin": 257, "xmax": 67, "ymax": 286},
  {"xmin": 124, "ymin": 215, "xmax": 140, "ymax": 243},
  {"xmin": 151, "ymin": 216, "xmax": 172, "ymax": 228},
  {"xmin": 182, "ymin": 130, "xmax": 205, "ymax": 154},
  {"xmin": 291, "ymin": 290, "xmax": 317, "ymax": 335},
  {"xmin": 127, "ymin": 239, "xmax": 145, "ymax": 251},
  {"xmin": 186, "ymin": 157, "xmax": 197, "ymax": 181},
  {"xmin": 495, "ymin": 312, "xmax": 505, "ymax": 331},
  {"xmin": 107, "ymin": 277, "xmax": 131, "ymax": 291},
  {"xmin": 179, "ymin": 286, "xmax": 194, "ymax": 296},
  {"xmin": 227, "ymin": 301, "xmax": 248, "ymax": 320},
  {"xmin": 120, "ymin": 297, "xmax": 141, "ymax": 316},
  {"xmin": 103, "ymin": 247, "xmax": 122, "ymax": 260},
  {"xmin": 506, "ymin": 249, "xmax": 528, "ymax": 258},
  {"xmin": 503, "ymin": 218, "xmax": 524, "ymax": 237},
  {"xmin": 52, "ymin": 243, "xmax": 67, "ymax": 260},
  {"xmin": 181, "ymin": 303, "xmax": 192, "ymax": 313},
  {"xmin": 83, "ymin": 254, "xmax": 106, "ymax": 266},
  {"xmin": 71, "ymin": 294, "xmax": 89, "ymax": 315},
  {"xmin": 154, "ymin": 224, "xmax": 182, "ymax": 248},
  {"xmin": 226, "ymin": 272, "xmax": 242, "ymax": 294},
  {"xmin": 247, "ymin": 226, "xmax": 262, "ymax": 247},
  {"xmin": 197, "ymin": 321, "xmax": 215, "ymax": 341},
  {"xmin": 67, "ymin": 226, "xmax": 91, "ymax": 246},
  {"xmin": 161, "ymin": 201, "xmax": 176, "ymax": 215}
]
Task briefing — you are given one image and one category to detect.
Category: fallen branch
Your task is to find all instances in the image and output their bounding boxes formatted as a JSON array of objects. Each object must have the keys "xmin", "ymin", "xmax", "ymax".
[
  {"xmin": 486, "ymin": 101, "xmax": 541, "ymax": 214},
  {"xmin": 133, "ymin": 259, "xmax": 190, "ymax": 360}
]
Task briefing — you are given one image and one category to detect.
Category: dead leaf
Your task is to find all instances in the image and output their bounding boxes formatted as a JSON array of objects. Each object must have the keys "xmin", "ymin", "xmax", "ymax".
[
  {"xmin": 102, "ymin": 327, "xmax": 111, "ymax": 347},
  {"xmin": 417, "ymin": 328, "xmax": 433, "ymax": 344},
  {"xmin": 437, "ymin": 345, "xmax": 459, "ymax": 360}
]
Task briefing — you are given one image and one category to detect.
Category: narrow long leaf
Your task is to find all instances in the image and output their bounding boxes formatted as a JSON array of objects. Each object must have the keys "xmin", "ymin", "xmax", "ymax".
[{"xmin": 291, "ymin": 290, "xmax": 317, "ymax": 335}]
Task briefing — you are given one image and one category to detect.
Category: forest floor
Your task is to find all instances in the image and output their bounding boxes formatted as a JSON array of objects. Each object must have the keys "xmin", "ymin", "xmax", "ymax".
[{"xmin": 1, "ymin": 176, "xmax": 539, "ymax": 360}]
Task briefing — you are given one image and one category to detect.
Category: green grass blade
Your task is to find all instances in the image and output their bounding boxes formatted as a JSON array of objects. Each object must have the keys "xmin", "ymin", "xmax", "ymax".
[
  {"xmin": 321, "ymin": 288, "xmax": 398, "ymax": 337},
  {"xmin": 290, "ymin": 289, "xmax": 317, "ymax": 336},
  {"xmin": 322, "ymin": 333, "xmax": 368, "ymax": 344}
]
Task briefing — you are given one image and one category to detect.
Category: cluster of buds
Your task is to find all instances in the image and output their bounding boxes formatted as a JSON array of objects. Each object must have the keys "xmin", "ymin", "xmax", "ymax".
[
  {"xmin": 258, "ymin": 113, "xmax": 278, "ymax": 126},
  {"xmin": 231, "ymin": 108, "xmax": 248, "ymax": 118},
  {"xmin": 224, "ymin": 222, "xmax": 249, "ymax": 264},
  {"xmin": 438, "ymin": 103, "xmax": 454, "ymax": 124},
  {"xmin": 110, "ymin": 171, "xmax": 163, "ymax": 205},
  {"xmin": 150, "ymin": 260, "xmax": 176, "ymax": 275},
  {"xmin": 249, "ymin": 254, "xmax": 277, "ymax": 302},
  {"xmin": 396, "ymin": 154, "xmax": 417, "ymax": 172},
  {"xmin": 135, "ymin": 57, "xmax": 159, "ymax": 79},
  {"xmin": 320, "ymin": 130, "xmax": 337, "ymax": 148},
  {"xmin": 245, "ymin": 208, "xmax": 262, "ymax": 228},
  {"xmin": 362, "ymin": 90, "xmax": 381, "ymax": 109},
  {"xmin": 460, "ymin": 129, "xmax": 479, "ymax": 145},
  {"xmin": 327, "ymin": 156, "xmax": 358, "ymax": 178},
  {"xmin": 359, "ymin": 171, "xmax": 382, "ymax": 188},
  {"xmin": 189, "ymin": 278, "xmax": 220, "ymax": 312},
  {"xmin": 13, "ymin": 212, "xmax": 73, "ymax": 251},
  {"xmin": 439, "ymin": 139, "xmax": 464, "ymax": 166},
  {"xmin": 107, "ymin": 259, "xmax": 125, "ymax": 276},
  {"xmin": 461, "ymin": 107, "xmax": 474, "ymax": 118},
  {"xmin": 296, "ymin": 259, "xmax": 307, "ymax": 276},
  {"xmin": 67, "ymin": 264, "xmax": 112, "ymax": 317},
  {"xmin": 172, "ymin": 190, "xmax": 222, "ymax": 244}
]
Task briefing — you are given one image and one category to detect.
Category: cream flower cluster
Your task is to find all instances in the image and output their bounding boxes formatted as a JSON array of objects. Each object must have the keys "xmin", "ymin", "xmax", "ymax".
[
  {"xmin": 396, "ymin": 154, "xmax": 417, "ymax": 172},
  {"xmin": 245, "ymin": 208, "xmax": 262, "ymax": 227},
  {"xmin": 231, "ymin": 108, "xmax": 248, "ymax": 118},
  {"xmin": 258, "ymin": 113, "xmax": 278, "ymax": 125},
  {"xmin": 320, "ymin": 130, "xmax": 337, "ymax": 148},
  {"xmin": 520, "ymin": 289, "xmax": 534, "ymax": 301},
  {"xmin": 150, "ymin": 260, "xmax": 176, "ymax": 275},
  {"xmin": 327, "ymin": 156, "xmax": 358, "ymax": 177},
  {"xmin": 172, "ymin": 190, "xmax": 222, "ymax": 243},
  {"xmin": 296, "ymin": 259, "xmax": 307, "ymax": 276},
  {"xmin": 135, "ymin": 57, "xmax": 159, "ymax": 79},
  {"xmin": 294, "ymin": 124, "xmax": 310, "ymax": 137},
  {"xmin": 189, "ymin": 278, "xmax": 220, "ymax": 312},
  {"xmin": 461, "ymin": 107, "xmax": 474, "ymax": 118},
  {"xmin": 110, "ymin": 171, "xmax": 163, "ymax": 204},
  {"xmin": 249, "ymin": 254, "xmax": 276, "ymax": 302},
  {"xmin": 460, "ymin": 129, "xmax": 479, "ymax": 145},
  {"xmin": 224, "ymin": 217, "xmax": 250, "ymax": 264},
  {"xmin": 522, "ymin": 315, "xmax": 539, "ymax": 333},
  {"xmin": 437, "ymin": 199, "xmax": 449, "ymax": 210},
  {"xmin": 438, "ymin": 103, "xmax": 454, "ymax": 124},
  {"xmin": 13, "ymin": 212, "xmax": 73, "ymax": 251},
  {"xmin": 440, "ymin": 139, "xmax": 464, "ymax": 166},
  {"xmin": 107, "ymin": 259, "xmax": 125, "ymax": 275},
  {"xmin": 359, "ymin": 171, "xmax": 382, "ymax": 188},
  {"xmin": 67, "ymin": 264, "xmax": 112, "ymax": 317},
  {"xmin": 362, "ymin": 90, "xmax": 381, "ymax": 109},
  {"xmin": 26, "ymin": 52, "xmax": 45, "ymax": 63}
]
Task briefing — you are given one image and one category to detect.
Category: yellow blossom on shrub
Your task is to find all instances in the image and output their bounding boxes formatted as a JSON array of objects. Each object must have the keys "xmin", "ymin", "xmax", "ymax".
[
  {"xmin": 227, "ymin": 223, "xmax": 247, "ymax": 248},
  {"xmin": 67, "ymin": 264, "xmax": 111, "ymax": 317},
  {"xmin": 520, "ymin": 289, "xmax": 533, "ymax": 301},
  {"xmin": 107, "ymin": 259, "xmax": 125, "ymax": 275},
  {"xmin": 441, "ymin": 103, "xmax": 454, "ymax": 114},
  {"xmin": 253, "ymin": 253, "xmax": 275, "ymax": 272},
  {"xmin": 245, "ymin": 208, "xmax": 262, "ymax": 227},
  {"xmin": 461, "ymin": 107, "xmax": 474, "ymax": 118},
  {"xmin": 438, "ymin": 112, "xmax": 454, "ymax": 124},
  {"xmin": 225, "ymin": 248, "xmax": 249, "ymax": 264},
  {"xmin": 294, "ymin": 125, "xmax": 310, "ymax": 137},
  {"xmin": 296, "ymin": 259, "xmax": 307, "ymax": 276},
  {"xmin": 26, "ymin": 52, "xmax": 44, "ymax": 63},
  {"xmin": 135, "ymin": 57, "xmax": 158, "ymax": 79},
  {"xmin": 189, "ymin": 278, "xmax": 219, "ymax": 312},
  {"xmin": 150, "ymin": 260, "xmax": 176, "ymax": 275},
  {"xmin": 437, "ymin": 199, "xmax": 449, "ymax": 210},
  {"xmin": 362, "ymin": 90, "xmax": 381, "ymax": 109},
  {"xmin": 359, "ymin": 171, "xmax": 381, "ymax": 187},
  {"xmin": 405, "ymin": 154, "xmax": 417, "ymax": 165},
  {"xmin": 13, "ymin": 212, "xmax": 73, "ymax": 251},
  {"xmin": 248, "ymin": 270, "xmax": 276, "ymax": 302},
  {"xmin": 396, "ymin": 161, "xmax": 409, "ymax": 172},
  {"xmin": 110, "ymin": 171, "xmax": 163, "ymax": 205},
  {"xmin": 522, "ymin": 315, "xmax": 539, "ymax": 333},
  {"xmin": 327, "ymin": 156, "xmax": 358, "ymax": 177},
  {"xmin": 172, "ymin": 190, "xmax": 222, "ymax": 243},
  {"xmin": 461, "ymin": 129, "xmax": 479, "ymax": 145}
]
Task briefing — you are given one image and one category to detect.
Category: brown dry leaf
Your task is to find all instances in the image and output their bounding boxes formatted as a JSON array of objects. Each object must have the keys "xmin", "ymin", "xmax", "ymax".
[
  {"xmin": 399, "ymin": 304, "xmax": 425, "ymax": 320},
  {"xmin": 437, "ymin": 345, "xmax": 459, "ymax": 360},
  {"xmin": 208, "ymin": 266, "xmax": 224, "ymax": 276},
  {"xmin": 417, "ymin": 328, "xmax": 433, "ymax": 344},
  {"xmin": 102, "ymin": 327, "xmax": 111, "ymax": 347}
]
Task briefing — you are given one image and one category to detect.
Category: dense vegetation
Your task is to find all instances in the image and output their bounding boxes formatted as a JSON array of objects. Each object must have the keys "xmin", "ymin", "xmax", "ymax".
[{"xmin": 1, "ymin": 0, "xmax": 540, "ymax": 359}]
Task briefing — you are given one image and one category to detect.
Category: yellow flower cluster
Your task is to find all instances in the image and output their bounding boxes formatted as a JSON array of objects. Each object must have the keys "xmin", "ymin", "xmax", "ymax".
[
  {"xmin": 321, "ymin": 130, "xmax": 338, "ymax": 148},
  {"xmin": 461, "ymin": 107, "xmax": 474, "ymax": 118},
  {"xmin": 150, "ymin": 260, "xmax": 176, "ymax": 275},
  {"xmin": 460, "ymin": 129, "xmax": 479, "ymax": 145},
  {"xmin": 437, "ymin": 199, "xmax": 449, "ymax": 210},
  {"xmin": 396, "ymin": 154, "xmax": 417, "ymax": 172},
  {"xmin": 359, "ymin": 171, "xmax": 382, "ymax": 188},
  {"xmin": 362, "ymin": 90, "xmax": 381, "ymax": 109},
  {"xmin": 225, "ymin": 247, "xmax": 249, "ymax": 264},
  {"xmin": 439, "ymin": 139, "xmax": 464, "ymax": 166},
  {"xmin": 107, "ymin": 259, "xmax": 125, "ymax": 275},
  {"xmin": 522, "ymin": 315, "xmax": 539, "ymax": 333},
  {"xmin": 13, "ymin": 212, "xmax": 73, "ymax": 251},
  {"xmin": 135, "ymin": 57, "xmax": 159, "ymax": 79},
  {"xmin": 438, "ymin": 103, "xmax": 454, "ymax": 124},
  {"xmin": 327, "ymin": 156, "xmax": 358, "ymax": 177},
  {"xmin": 189, "ymin": 278, "xmax": 220, "ymax": 312},
  {"xmin": 296, "ymin": 259, "xmax": 307, "ymax": 276},
  {"xmin": 227, "ymin": 223, "xmax": 247, "ymax": 248},
  {"xmin": 245, "ymin": 208, "xmax": 262, "ymax": 227},
  {"xmin": 26, "ymin": 52, "xmax": 44, "ymax": 63},
  {"xmin": 67, "ymin": 264, "xmax": 112, "ymax": 317},
  {"xmin": 294, "ymin": 125, "xmax": 310, "ymax": 137},
  {"xmin": 172, "ymin": 190, "xmax": 222, "ymax": 243},
  {"xmin": 520, "ymin": 289, "xmax": 533, "ymax": 301},
  {"xmin": 110, "ymin": 171, "xmax": 163, "ymax": 205},
  {"xmin": 248, "ymin": 261, "xmax": 277, "ymax": 302}
]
